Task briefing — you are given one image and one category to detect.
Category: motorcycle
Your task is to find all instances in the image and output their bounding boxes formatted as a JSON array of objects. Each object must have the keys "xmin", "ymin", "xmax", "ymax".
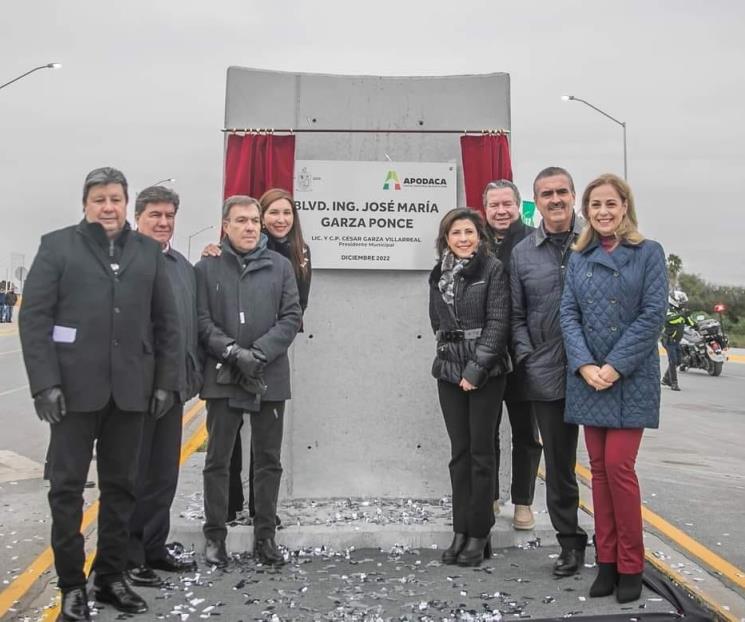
[{"xmin": 679, "ymin": 316, "xmax": 727, "ymax": 376}]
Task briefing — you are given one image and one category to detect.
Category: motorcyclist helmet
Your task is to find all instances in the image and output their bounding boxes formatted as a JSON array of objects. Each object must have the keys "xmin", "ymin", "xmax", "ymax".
[{"xmin": 669, "ymin": 289, "xmax": 688, "ymax": 308}]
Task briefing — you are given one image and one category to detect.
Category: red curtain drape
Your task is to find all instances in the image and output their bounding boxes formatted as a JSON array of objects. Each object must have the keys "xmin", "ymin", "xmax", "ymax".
[
  {"xmin": 223, "ymin": 133, "xmax": 296, "ymax": 199},
  {"xmin": 460, "ymin": 133, "xmax": 513, "ymax": 214}
]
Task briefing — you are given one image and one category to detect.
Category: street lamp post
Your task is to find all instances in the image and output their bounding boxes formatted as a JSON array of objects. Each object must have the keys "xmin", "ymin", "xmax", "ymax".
[
  {"xmin": 148, "ymin": 178, "xmax": 175, "ymax": 187},
  {"xmin": 0, "ymin": 63, "xmax": 62, "ymax": 92},
  {"xmin": 561, "ymin": 94, "xmax": 627, "ymax": 179},
  {"xmin": 187, "ymin": 225, "xmax": 216, "ymax": 262}
]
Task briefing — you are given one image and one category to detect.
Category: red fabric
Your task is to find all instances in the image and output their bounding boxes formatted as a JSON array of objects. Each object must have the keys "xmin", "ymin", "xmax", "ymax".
[
  {"xmin": 460, "ymin": 134, "xmax": 513, "ymax": 214},
  {"xmin": 584, "ymin": 426, "xmax": 645, "ymax": 573},
  {"xmin": 223, "ymin": 133, "xmax": 296, "ymax": 199}
]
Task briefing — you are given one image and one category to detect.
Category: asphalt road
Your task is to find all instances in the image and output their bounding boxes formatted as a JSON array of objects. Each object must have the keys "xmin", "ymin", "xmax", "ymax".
[{"xmin": 0, "ymin": 318, "xmax": 743, "ymax": 606}]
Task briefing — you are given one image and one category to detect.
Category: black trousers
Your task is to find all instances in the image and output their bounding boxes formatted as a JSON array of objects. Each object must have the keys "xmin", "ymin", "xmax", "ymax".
[
  {"xmin": 203, "ymin": 399, "xmax": 284, "ymax": 541},
  {"xmin": 494, "ymin": 399, "xmax": 542, "ymax": 505},
  {"xmin": 532, "ymin": 399, "xmax": 588, "ymax": 549},
  {"xmin": 47, "ymin": 404, "xmax": 144, "ymax": 590},
  {"xmin": 227, "ymin": 426, "xmax": 246, "ymax": 519},
  {"xmin": 438, "ymin": 376, "xmax": 506, "ymax": 538},
  {"xmin": 128, "ymin": 401, "xmax": 183, "ymax": 566}
]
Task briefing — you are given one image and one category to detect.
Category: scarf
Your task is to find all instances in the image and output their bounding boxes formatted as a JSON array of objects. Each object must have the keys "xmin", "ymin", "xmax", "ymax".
[{"xmin": 438, "ymin": 249, "xmax": 471, "ymax": 305}]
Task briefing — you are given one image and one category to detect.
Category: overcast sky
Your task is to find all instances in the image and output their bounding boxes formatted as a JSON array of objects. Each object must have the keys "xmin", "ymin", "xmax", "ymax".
[{"xmin": 1, "ymin": 1, "xmax": 743, "ymax": 285}]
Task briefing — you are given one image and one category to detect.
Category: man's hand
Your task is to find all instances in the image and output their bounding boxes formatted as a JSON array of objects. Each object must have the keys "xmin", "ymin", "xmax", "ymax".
[
  {"xmin": 33, "ymin": 387, "xmax": 67, "ymax": 424},
  {"xmin": 459, "ymin": 378, "xmax": 477, "ymax": 392},
  {"xmin": 201, "ymin": 243, "xmax": 221, "ymax": 257},
  {"xmin": 578, "ymin": 364, "xmax": 614, "ymax": 391},
  {"xmin": 150, "ymin": 388, "xmax": 175, "ymax": 419},
  {"xmin": 229, "ymin": 346, "xmax": 267, "ymax": 379}
]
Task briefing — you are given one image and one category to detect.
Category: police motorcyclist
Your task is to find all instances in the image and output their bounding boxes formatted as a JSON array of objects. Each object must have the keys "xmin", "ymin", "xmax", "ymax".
[{"xmin": 661, "ymin": 290, "xmax": 694, "ymax": 391}]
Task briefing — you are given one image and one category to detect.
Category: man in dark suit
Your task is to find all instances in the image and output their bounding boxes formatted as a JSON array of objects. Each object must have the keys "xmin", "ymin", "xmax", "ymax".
[
  {"xmin": 126, "ymin": 186, "xmax": 202, "ymax": 588},
  {"xmin": 19, "ymin": 167, "xmax": 180, "ymax": 621},
  {"xmin": 483, "ymin": 180, "xmax": 542, "ymax": 532}
]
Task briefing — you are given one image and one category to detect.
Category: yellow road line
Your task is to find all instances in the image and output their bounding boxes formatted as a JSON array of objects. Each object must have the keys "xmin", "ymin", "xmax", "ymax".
[
  {"xmin": 0, "ymin": 400, "xmax": 205, "ymax": 619},
  {"xmin": 575, "ymin": 463, "xmax": 745, "ymax": 591}
]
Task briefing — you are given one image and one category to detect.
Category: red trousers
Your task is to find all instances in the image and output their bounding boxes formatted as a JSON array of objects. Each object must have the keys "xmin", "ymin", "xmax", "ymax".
[{"xmin": 584, "ymin": 426, "xmax": 645, "ymax": 574}]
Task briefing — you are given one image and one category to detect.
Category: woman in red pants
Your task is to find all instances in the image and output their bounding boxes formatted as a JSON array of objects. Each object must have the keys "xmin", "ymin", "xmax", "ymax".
[{"xmin": 560, "ymin": 174, "xmax": 668, "ymax": 603}]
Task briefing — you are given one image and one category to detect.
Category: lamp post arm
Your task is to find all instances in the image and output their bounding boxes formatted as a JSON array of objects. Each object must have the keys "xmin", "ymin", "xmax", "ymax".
[
  {"xmin": 571, "ymin": 96, "xmax": 625, "ymax": 127},
  {"xmin": 0, "ymin": 65, "xmax": 49, "ymax": 91}
]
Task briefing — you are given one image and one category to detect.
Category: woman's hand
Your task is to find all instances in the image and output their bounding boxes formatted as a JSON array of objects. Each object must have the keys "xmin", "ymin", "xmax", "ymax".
[
  {"xmin": 202, "ymin": 243, "xmax": 221, "ymax": 257},
  {"xmin": 598, "ymin": 364, "xmax": 620, "ymax": 384},
  {"xmin": 459, "ymin": 378, "xmax": 477, "ymax": 392},
  {"xmin": 579, "ymin": 364, "xmax": 614, "ymax": 391}
]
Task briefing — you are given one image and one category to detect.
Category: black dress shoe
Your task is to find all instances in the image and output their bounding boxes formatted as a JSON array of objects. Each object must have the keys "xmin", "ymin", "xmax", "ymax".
[
  {"xmin": 148, "ymin": 550, "xmax": 197, "ymax": 573},
  {"xmin": 205, "ymin": 538, "xmax": 229, "ymax": 568},
  {"xmin": 441, "ymin": 533, "xmax": 467, "ymax": 565},
  {"xmin": 94, "ymin": 575, "xmax": 148, "ymax": 614},
  {"xmin": 125, "ymin": 565, "xmax": 162, "ymax": 587},
  {"xmin": 254, "ymin": 537, "xmax": 285, "ymax": 566},
  {"xmin": 58, "ymin": 586, "xmax": 90, "ymax": 621},
  {"xmin": 554, "ymin": 547, "xmax": 585, "ymax": 577},
  {"xmin": 456, "ymin": 535, "xmax": 492, "ymax": 567}
]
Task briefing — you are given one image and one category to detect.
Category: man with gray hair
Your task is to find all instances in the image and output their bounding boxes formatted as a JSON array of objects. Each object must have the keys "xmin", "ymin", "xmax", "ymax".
[
  {"xmin": 510, "ymin": 167, "xmax": 588, "ymax": 577},
  {"xmin": 482, "ymin": 180, "xmax": 542, "ymax": 532},
  {"xmin": 126, "ymin": 186, "xmax": 202, "ymax": 587},
  {"xmin": 196, "ymin": 195, "xmax": 301, "ymax": 568},
  {"xmin": 19, "ymin": 167, "xmax": 180, "ymax": 620}
]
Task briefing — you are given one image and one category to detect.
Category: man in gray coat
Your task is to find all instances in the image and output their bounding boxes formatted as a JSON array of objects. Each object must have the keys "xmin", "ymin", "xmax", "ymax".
[
  {"xmin": 510, "ymin": 167, "xmax": 587, "ymax": 577},
  {"xmin": 126, "ymin": 186, "xmax": 203, "ymax": 587},
  {"xmin": 19, "ymin": 167, "xmax": 180, "ymax": 620},
  {"xmin": 196, "ymin": 195, "xmax": 301, "ymax": 568}
]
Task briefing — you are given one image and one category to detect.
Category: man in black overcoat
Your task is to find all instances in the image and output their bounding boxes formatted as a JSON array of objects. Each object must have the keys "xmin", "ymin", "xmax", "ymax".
[
  {"xmin": 19, "ymin": 167, "xmax": 180, "ymax": 621},
  {"xmin": 126, "ymin": 185, "xmax": 203, "ymax": 588},
  {"xmin": 482, "ymin": 180, "xmax": 542, "ymax": 531}
]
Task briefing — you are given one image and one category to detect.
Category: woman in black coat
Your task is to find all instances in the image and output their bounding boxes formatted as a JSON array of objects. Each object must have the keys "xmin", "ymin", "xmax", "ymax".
[
  {"xmin": 429, "ymin": 208, "xmax": 511, "ymax": 567},
  {"xmin": 226, "ymin": 188, "xmax": 312, "ymax": 522}
]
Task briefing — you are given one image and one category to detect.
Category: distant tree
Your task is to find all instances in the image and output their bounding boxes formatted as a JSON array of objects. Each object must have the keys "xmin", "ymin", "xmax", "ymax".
[
  {"xmin": 679, "ymin": 272, "xmax": 744, "ymax": 323},
  {"xmin": 667, "ymin": 254, "xmax": 683, "ymax": 288}
]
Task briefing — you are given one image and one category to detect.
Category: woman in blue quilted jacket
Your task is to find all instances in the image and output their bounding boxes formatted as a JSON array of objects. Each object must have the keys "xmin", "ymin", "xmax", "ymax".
[
  {"xmin": 560, "ymin": 174, "xmax": 667, "ymax": 603},
  {"xmin": 429, "ymin": 208, "xmax": 511, "ymax": 567}
]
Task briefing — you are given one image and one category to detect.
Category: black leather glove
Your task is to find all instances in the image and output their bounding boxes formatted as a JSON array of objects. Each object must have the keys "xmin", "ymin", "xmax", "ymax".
[
  {"xmin": 228, "ymin": 346, "xmax": 267, "ymax": 379},
  {"xmin": 149, "ymin": 388, "xmax": 175, "ymax": 419},
  {"xmin": 33, "ymin": 387, "xmax": 67, "ymax": 424}
]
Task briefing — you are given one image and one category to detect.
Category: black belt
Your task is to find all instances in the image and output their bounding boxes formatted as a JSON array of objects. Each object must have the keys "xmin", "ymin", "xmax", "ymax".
[{"xmin": 436, "ymin": 328, "xmax": 482, "ymax": 342}]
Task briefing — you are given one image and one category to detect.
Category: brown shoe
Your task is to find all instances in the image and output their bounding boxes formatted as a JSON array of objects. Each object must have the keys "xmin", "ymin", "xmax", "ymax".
[{"xmin": 512, "ymin": 504, "xmax": 535, "ymax": 530}]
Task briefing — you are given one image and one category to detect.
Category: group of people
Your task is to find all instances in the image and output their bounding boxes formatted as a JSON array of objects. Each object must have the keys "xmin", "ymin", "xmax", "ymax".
[
  {"xmin": 0, "ymin": 286, "xmax": 18, "ymax": 322},
  {"xmin": 430, "ymin": 167, "xmax": 667, "ymax": 604},
  {"xmin": 18, "ymin": 168, "xmax": 310, "ymax": 622},
  {"xmin": 18, "ymin": 164, "xmax": 668, "ymax": 622}
]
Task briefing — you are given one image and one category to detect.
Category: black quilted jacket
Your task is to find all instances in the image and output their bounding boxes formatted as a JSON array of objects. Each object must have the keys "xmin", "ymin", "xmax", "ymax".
[{"xmin": 428, "ymin": 245, "xmax": 512, "ymax": 387}]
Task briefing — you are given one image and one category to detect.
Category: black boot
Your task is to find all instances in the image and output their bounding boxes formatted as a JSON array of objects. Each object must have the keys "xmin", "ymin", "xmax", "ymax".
[
  {"xmin": 616, "ymin": 572, "xmax": 643, "ymax": 603},
  {"xmin": 58, "ymin": 586, "xmax": 90, "ymax": 621},
  {"xmin": 669, "ymin": 365, "xmax": 680, "ymax": 391},
  {"xmin": 204, "ymin": 538, "xmax": 229, "ymax": 568},
  {"xmin": 589, "ymin": 562, "xmax": 618, "ymax": 597},
  {"xmin": 254, "ymin": 537, "xmax": 285, "ymax": 566},
  {"xmin": 456, "ymin": 535, "xmax": 492, "ymax": 567},
  {"xmin": 441, "ymin": 533, "xmax": 467, "ymax": 565},
  {"xmin": 94, "ymin": 574, "xmax": 148, "ymax": 614},
  {"xmin": 661, "ymin": 367, "xmax": 671, "ymax": 387},
  {"xmin": 554, "ymin": 546, "xmax": 585, "ymax": 577}
]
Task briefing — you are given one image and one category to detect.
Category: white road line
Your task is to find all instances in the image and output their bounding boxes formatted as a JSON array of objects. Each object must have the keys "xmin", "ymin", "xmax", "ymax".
[
  {"xmin": 0, "ymin": 384, "xmax": 29, "ymax": 397},
  {"xmin": 0, "ymin": 349, "xmax": 21, "ymax": 356}
]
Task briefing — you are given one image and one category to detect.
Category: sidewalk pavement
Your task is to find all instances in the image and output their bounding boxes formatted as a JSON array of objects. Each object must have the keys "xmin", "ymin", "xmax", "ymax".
[{"xmin": 77, "ymin": 452, "xmax": 680, "ymax": 621}]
